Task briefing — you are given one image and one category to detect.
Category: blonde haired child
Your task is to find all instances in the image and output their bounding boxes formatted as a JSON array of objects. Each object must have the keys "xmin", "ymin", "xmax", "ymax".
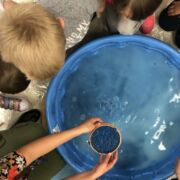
[{"xmin": 0, "ymin": 1, "xmax": 65, "ymax": 80}]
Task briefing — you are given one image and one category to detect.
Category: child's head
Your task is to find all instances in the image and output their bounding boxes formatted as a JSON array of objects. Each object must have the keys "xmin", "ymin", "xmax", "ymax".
[
  {"xmin": 0, "ymin": 2, "xmax": 65, "ymax": 80},
  {"xmin": 112, "ymin": 0, "xmax": 162, "ymax": 20},
  {"xmin": 0, "ymin": 59, "xmax": 30, "ymax": 94},
  {"xmin": 105, "ymin": 0, "xmax": 162, "ymax": 34}
]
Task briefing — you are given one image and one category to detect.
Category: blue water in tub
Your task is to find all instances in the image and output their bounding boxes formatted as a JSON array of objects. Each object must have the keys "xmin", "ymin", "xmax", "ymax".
[{"xmin": 46, "ymin": 36, "xmax": 180, "ymax": 179}]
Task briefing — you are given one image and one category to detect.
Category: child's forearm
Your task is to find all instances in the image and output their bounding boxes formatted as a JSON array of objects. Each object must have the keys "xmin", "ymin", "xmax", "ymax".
[{"xmin": 17, "ymin": 126, "xmax": 83, "ymax": 166}]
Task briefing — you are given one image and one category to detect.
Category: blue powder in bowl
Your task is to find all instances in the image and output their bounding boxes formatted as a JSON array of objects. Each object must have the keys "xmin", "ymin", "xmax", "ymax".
[{"xmin": 91, "ymin": 126, "xmax": 120, "ymax": 154}]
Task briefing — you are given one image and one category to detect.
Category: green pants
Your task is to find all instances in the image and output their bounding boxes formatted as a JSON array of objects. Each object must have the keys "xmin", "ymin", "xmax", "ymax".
[{"xmin": 0, "ymin": 122, "xmax": 66, "ymax": 180}]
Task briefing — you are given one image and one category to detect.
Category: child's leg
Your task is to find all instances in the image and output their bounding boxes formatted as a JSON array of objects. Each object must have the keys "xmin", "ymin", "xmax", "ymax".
[{"xmin": 159, "ymin": 0, "xmax": 180, "ymax": 31}]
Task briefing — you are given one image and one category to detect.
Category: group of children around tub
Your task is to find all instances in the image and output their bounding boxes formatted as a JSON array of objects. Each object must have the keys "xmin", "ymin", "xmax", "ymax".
[{"xmin": 0, "ymin": 0, "xmax": 180, "ymax": 179}]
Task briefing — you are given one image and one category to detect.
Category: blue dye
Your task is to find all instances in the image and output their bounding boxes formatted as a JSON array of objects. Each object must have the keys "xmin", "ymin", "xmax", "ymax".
[
  {"xmin": 47, "ymin": 36, "xmax": 180, "ymax": 179},
  {"xmin": 91, "ymin": 126, "xmax": 120, "ymax": 154}
]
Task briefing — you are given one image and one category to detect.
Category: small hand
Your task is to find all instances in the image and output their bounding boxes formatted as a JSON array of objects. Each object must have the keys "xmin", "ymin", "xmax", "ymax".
[
  {"xmin": 168, "ymin": 1, "xmax": 180, "ymax": 16},
  {"xmin": 176, "ymin": 158, "xmax": 180, "ymax": 179},
  {"xmin": 92, "ymin": 151, "xmax": 118, "ymax": 178},
  {"xmin": 78, "ymin": 118, "xmax": 103, "ymax": 134}
]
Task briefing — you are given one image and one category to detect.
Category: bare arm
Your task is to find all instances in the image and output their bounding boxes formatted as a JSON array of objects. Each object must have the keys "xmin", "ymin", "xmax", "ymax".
[
  {"xmin": 65, "ymin": 151, "xmax": 118, "ymax": 180},
  {"xmin": 17, "ymin": 126, "xmax": 82, "ymax": 166},
  {"xmin": 17, "ymin": 118, "xmax": 103, "ymax": 166}
]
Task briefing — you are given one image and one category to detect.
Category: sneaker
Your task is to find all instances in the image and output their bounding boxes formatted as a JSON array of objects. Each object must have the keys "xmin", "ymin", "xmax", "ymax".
[
  {"xmin": 140, "ymin": 14, "xmax": 155, "ymax": 34},
  {"xmin": 0, "ymin": 94, "xmax": 31, "ymax": 111}
]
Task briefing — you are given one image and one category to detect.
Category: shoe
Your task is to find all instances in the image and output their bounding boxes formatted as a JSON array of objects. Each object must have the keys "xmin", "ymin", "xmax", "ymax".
[
  {"xmin": 140, "ymin": 14, "xmax": 155, "ymax": 34},
  {"xmin": 0, "ymin": 94, "xmax": 31, "ymax": 111},
  {"xmin": 16, "ymin": 109, "xmax": 41, "ymax": 124},
  {"xmin": 175, "ymin": 28, "xmax": 180, "ymax": 49}
]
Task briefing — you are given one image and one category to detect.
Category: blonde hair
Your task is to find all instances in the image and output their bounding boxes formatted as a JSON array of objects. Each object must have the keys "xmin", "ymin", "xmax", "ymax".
[{"xmin": 0, "ymin": 3, "xmax": 65, "ymax": 80}]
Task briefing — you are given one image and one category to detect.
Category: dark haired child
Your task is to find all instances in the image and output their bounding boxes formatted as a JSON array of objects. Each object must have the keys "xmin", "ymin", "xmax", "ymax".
[{"xmin": 103, "ymin": 0, "xmax": 162, "ymax": 35}]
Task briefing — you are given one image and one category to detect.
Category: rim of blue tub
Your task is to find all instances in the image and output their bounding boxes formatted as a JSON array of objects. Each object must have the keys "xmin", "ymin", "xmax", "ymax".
[{"xmin": 46, "ymin": 35, "xmax": 180, "ymax": 180}]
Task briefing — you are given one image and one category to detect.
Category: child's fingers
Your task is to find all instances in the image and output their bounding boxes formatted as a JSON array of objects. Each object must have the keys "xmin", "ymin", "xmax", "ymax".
[
  {"xmin": 173, "ymin": 1, "xmax": 180, "ymax": 6},
  {"xmin": 169, "ymin": 4, "xmax": 175, "ymax": 9},
  {"xmin": 92, "ymin": 118, "xmax": 103, "ymax": 124},
  {"xmin": 168, "ymin": 8, "xmax": 175, "ymax": 16},
  {"xmin": 168, "ymin": 2, "xmax": 180, "ymax": 16},
  {"xmin": 114, "ymin": 151, "xmax": 118, "ymax": 161},
  {"xmin": 168, "ymin": 5, "xmax": 174, "ymax": 11},
  {"xmin": 168, "ymin": 3, "xmax": 175, "ymax": 10},
  {"xmin": 111, "ymin": 151, "xmax": 118, "ymax": 162},
  {"xmin": 103, "ymin": 153, "xmax": 112, "ymax": 164},
  {"xmin": 99, "ymin": 154, "xmax": 106, "ymax": 162},
  {"xmin": 95, "ymin": 122, "xmax": 103, "ymax": 129},
  {"xmin": 168, "ymin": 10, "xmax": 179, "ymax": 16},
  {"xmin": 99, "ymin": 154, "xmax": 105, "ymax": 163},
  {"xmin": 108, "ymin": 151, "xmax": 118, "ymax": 168}
]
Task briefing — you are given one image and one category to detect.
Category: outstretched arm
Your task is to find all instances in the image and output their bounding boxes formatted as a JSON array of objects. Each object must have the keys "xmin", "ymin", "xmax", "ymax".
[{"xmin": 17, "ymin": 118, "xmax": 103, "ymax": 166}]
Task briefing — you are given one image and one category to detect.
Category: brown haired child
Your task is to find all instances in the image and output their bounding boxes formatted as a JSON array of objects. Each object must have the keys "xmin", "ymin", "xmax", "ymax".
[{"xmin": 103, "ymin": 0, "xmax": 162, "ymax": 35}]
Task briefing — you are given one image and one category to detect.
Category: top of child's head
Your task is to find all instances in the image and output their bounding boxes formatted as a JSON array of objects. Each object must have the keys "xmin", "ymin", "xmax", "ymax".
[
  {"xmin": 0, "ymin": 59, "xmax": 30, "ymax": 94},
  {"xmin": 112, "ymin": 0, "xmax": 163, "ymax": 20},
  {"xmin": 0, "ymin": 1, "xmax": 66, "ymax": 80}
]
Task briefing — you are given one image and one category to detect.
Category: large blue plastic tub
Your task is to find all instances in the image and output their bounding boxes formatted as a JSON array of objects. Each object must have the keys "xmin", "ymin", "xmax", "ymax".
[{"xmin": 46, "ymin": 35, "xmax": 180, "ymax": 179}]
